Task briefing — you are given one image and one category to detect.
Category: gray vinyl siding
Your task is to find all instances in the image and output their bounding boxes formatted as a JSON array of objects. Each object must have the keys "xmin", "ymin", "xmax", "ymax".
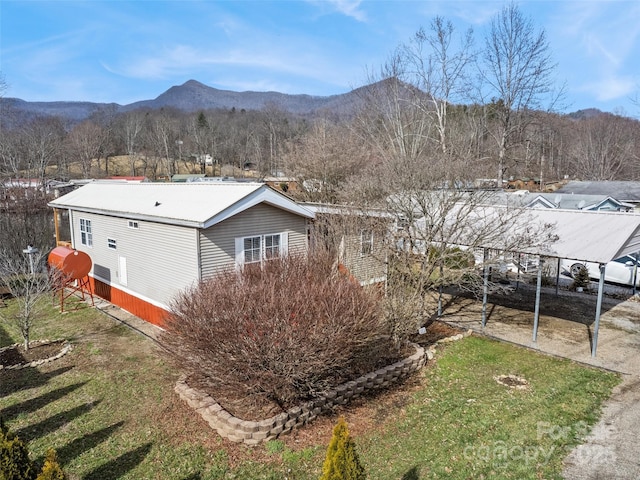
[
  {"xmin": 341, "ymin": 233, "xmax": 387, "ymax": 285},
  {"xmin": 69, "ymin": 210, "xmax": 199, "ymax": 307},
  {"xmin": 199, "ymin": 203, "xmax": 309, "ymax": 278}
]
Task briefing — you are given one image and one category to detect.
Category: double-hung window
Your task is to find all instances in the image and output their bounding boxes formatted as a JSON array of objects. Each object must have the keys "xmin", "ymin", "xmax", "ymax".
[
  {"xmin": 243, "ymin": 236, "xmax": 262, "ymax": 263},
  {"xmin": 360, "ymin": 229, "xmax": 373, "ymax": 255},
  {"xmin": 80, "ymin": 218, "xmax": 93, "ymax": 247},
  {"xmin": 235, "ymin": 232, "xmax": 288, "ymax": 267}
]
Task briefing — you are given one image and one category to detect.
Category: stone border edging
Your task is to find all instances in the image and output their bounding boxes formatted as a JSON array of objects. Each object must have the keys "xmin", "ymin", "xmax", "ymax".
[
  {"xmin": 175, "ymin": 343, "xmax": 426, "ymax": 445},
  {"xmin": 0, "ymin": 339, "xmax": 73, "ymax": 370}
]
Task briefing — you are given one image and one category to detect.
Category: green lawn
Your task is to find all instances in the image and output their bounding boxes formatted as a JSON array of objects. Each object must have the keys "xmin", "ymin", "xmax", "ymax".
[{"xmin": 0, "ymin": 300, "xmax": 619, "ymax": 479}]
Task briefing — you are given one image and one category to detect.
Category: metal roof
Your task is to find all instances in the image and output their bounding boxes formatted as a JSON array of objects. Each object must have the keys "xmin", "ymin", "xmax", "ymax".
[
  {"xmin": 556, "ymin": 181, "xmax": 640, "ymax": 202},
  {"xmin": 514, "ymin": 208, "xmax": 640, "ymax": 263},
  {"xmin": 48, "ymin": 182, "xmax": 314, "ymax": 228}
]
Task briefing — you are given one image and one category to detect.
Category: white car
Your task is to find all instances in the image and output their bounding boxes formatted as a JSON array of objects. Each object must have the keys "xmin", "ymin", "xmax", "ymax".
[{"xmin": 561, "ymin": 255, "xmax": 640, "ymax": 287}]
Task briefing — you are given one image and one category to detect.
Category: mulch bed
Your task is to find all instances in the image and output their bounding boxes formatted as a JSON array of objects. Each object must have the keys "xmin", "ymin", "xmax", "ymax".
[
  {"xmin": 0, "ymin": 340, "xmax": 68, "ymax": 368},
  {"xmin": 185, "ymin": 321, "xmax": 462, "ymax": 423}
]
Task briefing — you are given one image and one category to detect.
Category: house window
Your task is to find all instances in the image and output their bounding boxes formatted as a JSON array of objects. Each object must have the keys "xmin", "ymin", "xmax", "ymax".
[
  {"xmin": 107, "ymin": 238, "xmax": 117, "ymax": 249},
  {"xmin": 264, "ymin": 234, "xmax": 281, "ymax": 259},
  {"xmin": 243, "ymin": 236, "xmax": 262, "ymax": 263},
  {"xmin": 128, "ymin": 220, "xmax": 139, "ymax": 229},
  {"xmin": 236, "ymin": 233, "xmax": 288, "ymax": 267},
  {"xmin": 80, "ymin": 218, "xmax": 93, "ymax": 247},
  {"xmin": 360, "ymin": 230, "xmax": 373, "ymax": 255}
]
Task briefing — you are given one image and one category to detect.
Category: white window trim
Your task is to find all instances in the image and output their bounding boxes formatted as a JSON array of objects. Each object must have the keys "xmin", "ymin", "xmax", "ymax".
[
  {"xmin": 107, "ymin": 238, "xmax": 117, "ymax": 249},
  {"xmin": 360, "ymin": 229, "xmax": 373, "ymax": 256},
  {"xmin": 235, "ymin": 232, "xmax": 288, "ymax": 268},
  {"xmin": 80, "ymin": 218, "xmax": 93, "ymax": 247},
  {"xmin": 128, "ymin": 220, "xmax": 139, "ymax": 229}
]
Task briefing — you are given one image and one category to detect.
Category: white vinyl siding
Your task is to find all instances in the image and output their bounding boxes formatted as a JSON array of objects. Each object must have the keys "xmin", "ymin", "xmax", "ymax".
[
  {"xmin": 69, "ymin": 211, "xmax": 199, "ymax": 307},
  {"xmin": 200, "ymin": 203, "xmax": 308, "ymax": 279}
]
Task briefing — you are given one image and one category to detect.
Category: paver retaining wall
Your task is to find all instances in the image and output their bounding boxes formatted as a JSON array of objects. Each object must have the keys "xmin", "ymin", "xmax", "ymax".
[{"xmin": 175, "ymin": 343, "xmax": 426, "ymax": 445}]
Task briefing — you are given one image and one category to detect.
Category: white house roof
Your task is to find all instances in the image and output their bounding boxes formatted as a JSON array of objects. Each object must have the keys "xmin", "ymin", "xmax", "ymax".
[{"xmin": 48, "ymin": 182, "xmax": 314, "ymax": 228}]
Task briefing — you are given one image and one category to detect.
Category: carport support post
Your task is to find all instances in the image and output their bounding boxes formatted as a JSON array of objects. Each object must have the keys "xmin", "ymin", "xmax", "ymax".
[
  {"xmin": 555, "ymin": 257, "xmax": 561, "ymax": 296},
  {"xmin": 592, "ymin": 263, "xmax": 606, "ymax": 357},
  {"xmin": 481, "ymin": 248, "xmax": 489, "ymax": 329},
  {"xmin": 532, "ymin": 256, "xmax": 544, "ymax": 344}
]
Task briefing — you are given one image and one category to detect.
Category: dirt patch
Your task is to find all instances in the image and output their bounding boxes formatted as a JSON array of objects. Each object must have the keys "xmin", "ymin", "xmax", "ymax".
[{"xmin": 0, "ymin": 340, "xmax": 69, "ymax": 368}]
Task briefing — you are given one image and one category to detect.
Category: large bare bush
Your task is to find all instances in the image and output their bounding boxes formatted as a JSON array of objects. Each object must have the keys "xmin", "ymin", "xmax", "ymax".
[{"xmin": 160, "ymin": 251, "xmax": 398, "ymax": 413}]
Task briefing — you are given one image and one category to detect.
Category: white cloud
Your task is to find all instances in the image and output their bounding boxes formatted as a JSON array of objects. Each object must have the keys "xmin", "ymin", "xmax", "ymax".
[
  {"xmin": 307, "ymin": 0, "xmax": 367, "ymax": 22},
  {"xmin": 581, "ymin": 76, "xmax": 636, "ymax": 102}
]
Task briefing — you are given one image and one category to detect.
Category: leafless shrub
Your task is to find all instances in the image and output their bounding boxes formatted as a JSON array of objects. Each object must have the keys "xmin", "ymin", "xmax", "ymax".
[{"xmin": 160, "ymin": 250, "xmax": 400, "ymax": 412}]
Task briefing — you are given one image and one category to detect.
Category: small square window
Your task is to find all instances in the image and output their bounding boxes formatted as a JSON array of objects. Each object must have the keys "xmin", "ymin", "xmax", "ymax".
[
  {"xmin": 107, "ymin": 238, "xmax": 117, "ymax": 249},
  {"xmin": 128, "ymin": 220, "xmax": 139, "ymax": 229}
]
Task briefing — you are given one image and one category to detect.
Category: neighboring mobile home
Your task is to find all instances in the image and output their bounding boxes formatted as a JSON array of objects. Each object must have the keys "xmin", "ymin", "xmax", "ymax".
[{"xmin": 49, "ymin": 182, "xmax": 314, "ymax": 325}]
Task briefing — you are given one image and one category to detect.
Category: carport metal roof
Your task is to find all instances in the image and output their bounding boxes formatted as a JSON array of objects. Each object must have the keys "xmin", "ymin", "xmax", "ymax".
[
  {"xmin": 462, "ymin": 207, "xmax": 640, "ymax": 358},
  {"xmin": 519, "ymin": 208, "xmax": 640, "ymax": 264}
]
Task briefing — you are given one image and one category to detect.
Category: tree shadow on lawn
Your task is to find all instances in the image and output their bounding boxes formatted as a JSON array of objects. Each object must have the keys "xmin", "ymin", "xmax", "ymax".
[
  {"xmin": 402, "ymin": 466, "xmax": 420, "ymax": 480},
  {"xmin": 0, "ymin": 381, "xmax": 88, "ymax": 421},
  {"xmin": 83, "ymin": 442, "xmax": 153, "ymax": 480},
  {"xmin": 33, "ymin": 421, "xmax": 125, "ymax": 468},
  {"xmin": 14, "ymin": 400, "xmax": 101, "ymax": 443},
  {"xmin": 0, "ymin": 323, "xmax": 15, "ymax": 348},
  {"xmin": 0, "ymin": 365, "xmax": 75, "ymax": 396}
]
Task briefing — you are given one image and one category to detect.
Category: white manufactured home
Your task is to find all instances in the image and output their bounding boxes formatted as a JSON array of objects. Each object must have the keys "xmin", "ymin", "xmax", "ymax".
[{"xmin": 49, "ymin": 182, "xmax": 314, "ymax": 325}]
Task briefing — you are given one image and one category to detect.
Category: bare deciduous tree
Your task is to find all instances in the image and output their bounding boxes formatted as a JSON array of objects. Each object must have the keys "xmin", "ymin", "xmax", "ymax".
[
  {"xmin": 285, "ymin": 117, "xmax": 368, "ymax": 203},
  {"xmin": 67, "ymin": 120, "xmax": 107, "ymax": 178},
  {"xmin": 0, "ymin": 248, "xmax": 57, "ymax": 350},
  {"xmin": 403, "ymin": 17, "xmax": 475, "ymax": 156},
  {"xmin": 569, "ymin": 114, "xmax": 638, "ymax": 181},
  {"xmin": 479, "ymin": 2, "xmax": 561, "ymax": 187},
  {"xmin": 118, "ymin": 111, "xmax": 146, "ymax": 176}
]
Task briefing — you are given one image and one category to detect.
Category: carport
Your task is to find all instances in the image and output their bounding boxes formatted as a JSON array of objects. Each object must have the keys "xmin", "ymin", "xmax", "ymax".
[{"xmin": 476, "ymin": 209, "xmax": 640, "ymax": 357}]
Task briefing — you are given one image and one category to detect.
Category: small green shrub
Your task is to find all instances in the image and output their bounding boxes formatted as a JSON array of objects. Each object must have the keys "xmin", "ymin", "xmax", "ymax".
[
  {"xmin": 1, "ymin": 419, "xmax": 37, "ymax": 480},
  {"xmin": 35, "ymin": 450, "xmax": 66, "ymax": 480},
  {"xmin": 572, "ymin": 265, "xmax": 591, "ymax": 290},
  {"xmin": 320, "ymin": 417, "xmax": 366, "ymax": 480},
  {"xmin": 0, "ymin": 419, "xmax": 66, "ymax": 480}
]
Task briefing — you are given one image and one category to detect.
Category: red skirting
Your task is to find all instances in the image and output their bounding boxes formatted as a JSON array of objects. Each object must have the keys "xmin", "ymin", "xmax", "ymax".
[{"xmin": 89, "ymin": 277, "xmax": 169, "ymax": 327}]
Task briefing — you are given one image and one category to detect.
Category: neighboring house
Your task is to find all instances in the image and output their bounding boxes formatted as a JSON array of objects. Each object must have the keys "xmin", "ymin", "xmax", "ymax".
[
  {"xmin": 479, "ymin": 191, "xmax": 633, "ymax": 212},
  {"xmin": 48, "ymin": 182, "xmax": 314, "ymax": 325},
  {"xmin": 304, "ymin": 203, "xmax": 390, "ymax": 286},
  {"xmin": 524, "ymin": 193, "xmax": 633, "ymax": 212},
  {"xmin": 171, "ymin": 174, "xmax": 206, "ymax": 182},
  {"xmin": 556, "ymin": 181, "xmax": 640, "ymax": 210}
]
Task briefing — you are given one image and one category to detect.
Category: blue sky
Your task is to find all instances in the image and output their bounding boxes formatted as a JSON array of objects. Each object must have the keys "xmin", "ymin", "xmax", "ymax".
[{"xmin": 1, "ymin": 0, "xmax": 639, "ymax": 115}]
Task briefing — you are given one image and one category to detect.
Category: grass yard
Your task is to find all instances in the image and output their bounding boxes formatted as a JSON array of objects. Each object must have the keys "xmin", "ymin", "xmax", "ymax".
[{"xmin": 0, "ymin": 300, "xmax": 619, "ymax": 479}]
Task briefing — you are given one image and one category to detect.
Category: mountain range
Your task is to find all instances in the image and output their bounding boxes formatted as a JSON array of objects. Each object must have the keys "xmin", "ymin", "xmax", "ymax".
[
  {"xmin": 2, "ymin": 79, "xmax": 364, "ymax": 123},
  {"xmin": 3, "ymin": 79, "xmax": 605, "ymax": 125}
]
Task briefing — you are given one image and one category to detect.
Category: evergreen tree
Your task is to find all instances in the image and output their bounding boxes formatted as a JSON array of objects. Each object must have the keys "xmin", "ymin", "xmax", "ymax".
[
  {"xmin": 320, "ymin": 417, "xmax": 366, "ymax": 480},
  {"xmin": 0, "ymin": 419, "xmax": 36, "ymax": 480},
  {"xmin": 0, "ymin": 419, "xmax": 66, "ymax": 480},
  {"xmin": 35, "ymin": 450, "xmax": 66, "ymax": 480}
]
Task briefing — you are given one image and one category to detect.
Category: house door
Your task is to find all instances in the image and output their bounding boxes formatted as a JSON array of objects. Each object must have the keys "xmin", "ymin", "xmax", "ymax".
[{"xmin": 118, "ymin": 256, "xmax": 128, "ymax": 286}]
